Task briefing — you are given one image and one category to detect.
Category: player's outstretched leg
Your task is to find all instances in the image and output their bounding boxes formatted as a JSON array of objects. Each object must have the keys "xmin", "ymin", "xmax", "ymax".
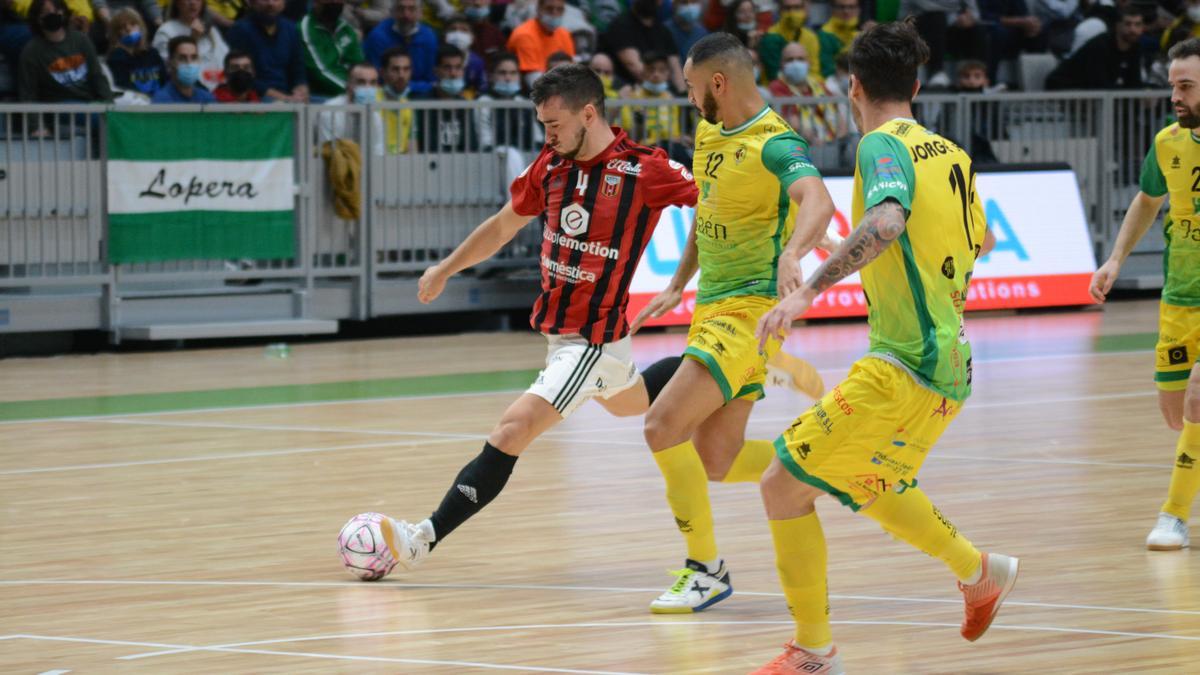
[{"xmin": 864, "ymin": 487, "xmax": 1019, "ymax": 641}]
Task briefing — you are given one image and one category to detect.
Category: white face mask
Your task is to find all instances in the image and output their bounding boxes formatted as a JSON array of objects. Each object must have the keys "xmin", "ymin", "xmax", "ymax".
[
  {"xmin": 1189, "ymin": 4, "xmax": 1200, "ymax": 22},
  {"xmin": 445, "ymin": 30, "xmax": 473, "ymax": 52}
]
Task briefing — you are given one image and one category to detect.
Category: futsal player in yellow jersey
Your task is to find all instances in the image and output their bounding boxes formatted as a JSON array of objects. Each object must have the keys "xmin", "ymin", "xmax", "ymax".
[
  {"xmin": 632, "ymin": 32, "xmax": 836, "ymax": 613},
  {"xmin": 751, "ymin": 22, "xmax": 1013, "ymax": 673},
  {"xmin": 1092, "ymin": 38, "xmax": 1200, "ymax": 551}
]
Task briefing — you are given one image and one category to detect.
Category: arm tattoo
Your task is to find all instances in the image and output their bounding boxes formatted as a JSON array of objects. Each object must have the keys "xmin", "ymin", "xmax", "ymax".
[{"xmin": 806, "ymin": 200, "xmax": 907, "ymax": 295}]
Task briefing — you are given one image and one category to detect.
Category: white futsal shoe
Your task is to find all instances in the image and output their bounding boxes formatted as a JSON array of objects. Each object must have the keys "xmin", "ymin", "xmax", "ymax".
[
  {"xmin": 1146, "ymin": 513, "xmax": 1190, "ymax": 551},
  {"xmin": 381, "ymin": 517, "xmax": 435, "ymax": 571},
  {"xmin": 650, "ymin": 559, "xmax": 733, "ymax": 613}
]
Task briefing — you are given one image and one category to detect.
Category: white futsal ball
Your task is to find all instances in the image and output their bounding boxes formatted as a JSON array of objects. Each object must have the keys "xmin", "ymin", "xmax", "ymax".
[{"xmin": 337, "ymin": 512, "xmax": 398, "ymax": 581}]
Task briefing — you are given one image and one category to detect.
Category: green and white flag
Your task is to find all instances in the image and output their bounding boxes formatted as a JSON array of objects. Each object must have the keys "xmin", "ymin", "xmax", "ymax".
[{"xmin": 106, "ymin": 111, "xmax": 296, "ymax": 263}]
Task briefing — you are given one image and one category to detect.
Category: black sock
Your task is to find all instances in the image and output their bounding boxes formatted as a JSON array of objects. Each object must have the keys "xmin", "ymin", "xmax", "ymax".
[
  {"xmin": 427, "ymin": 442, "xmax": 518, "ymax": 549},
  {"xmin": 641, "ymin": 356, "xmax": 682, "ymax": 404}
]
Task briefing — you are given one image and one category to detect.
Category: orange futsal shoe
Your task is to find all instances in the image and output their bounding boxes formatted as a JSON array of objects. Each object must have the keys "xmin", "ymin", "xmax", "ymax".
[
  {"xmin": 749, "ymin": 642, "xmax": 844, "ymax": 675},
  {"xmin": 958, "ymin": 552, "xmax": 1020, "ymax": 642}
]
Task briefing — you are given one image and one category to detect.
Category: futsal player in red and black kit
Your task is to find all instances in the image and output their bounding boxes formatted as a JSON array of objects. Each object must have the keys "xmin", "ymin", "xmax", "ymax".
[{"xmin": 371, "ymin": 65, "xmax": 814, "ymax": 589}]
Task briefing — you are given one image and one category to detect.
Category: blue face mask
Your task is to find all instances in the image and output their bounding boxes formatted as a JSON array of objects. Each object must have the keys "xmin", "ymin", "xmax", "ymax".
[
  {"xmin": 120, "ymin": 30, "xmax": 142, "ymax": 47},
  {"xmin": 493, "ymin": 80, "xmax": 520, "ymax": 97},
  {"xmin": 737, "ymin": 20, "xmax": 756, "ymax": 31},
  {"xmin": 353, "ymin": 85, "xmax": 378, "ymax": 103},
  {"xmin": 539, "ymin": 13, "xmax": 563, "ymax": 30},
  {"xmin": 465, "ymin": 5, "xmax": 489, "ymax": 20},
  {"xmin": 439, "ymin": 77, "xmax": 465, "ymax": 95},
  {"xmin": 642, "ymin": 80, "xmax": 669, "ymax": 94},
  {"xmin": 782, "ymin": 60, "xmax": 810, "ymax": 84},
  {"xmin": 176, "ymin": 62, "xmax": 202, "ymax": 87},
  {"xmin": 676, "ymin": 4, "xmax": 700, "ymax": 23}
]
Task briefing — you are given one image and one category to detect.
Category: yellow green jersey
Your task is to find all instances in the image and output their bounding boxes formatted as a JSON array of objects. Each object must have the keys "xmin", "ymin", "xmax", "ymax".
[
  {"xmin": 1140, "ymin": 123, "xmax": 1200, "ymax": 306},
  {"xmin": 853, "ymin": 119, "xmax": 987, "ymax": 402},
  {"xmin": 692, "ymin": 105, "xmax": 822, "ymax": 304}
]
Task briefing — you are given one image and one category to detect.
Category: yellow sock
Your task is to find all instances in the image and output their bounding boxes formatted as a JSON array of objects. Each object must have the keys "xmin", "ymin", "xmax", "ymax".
[
  {"xmin": 721, "ymin": 439, "xmax": 776, "ymax": 483},
  {"xmin": 769, "ymin": 513, "xmax": 832, "ymax": 649},
  {"xmin": 653, "ymin": 441, "xmax": 718, "ymax": 562},
  {"xmin": 864, "ymin": 487, "xmax": 982, "ymax": 582},
  {"xmin": 1163, "ymin": 421, "xmax": 1200, "ymax": 521}
]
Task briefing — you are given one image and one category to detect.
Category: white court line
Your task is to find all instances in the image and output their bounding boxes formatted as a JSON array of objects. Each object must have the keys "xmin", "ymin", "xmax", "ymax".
[
  {"xmin": 4, "ymin": 579, "xmax": 1198, "ymax": 618},
  {"xmin": 3, "ymin": 634, "xmax": 643, "ymax": 675},
  {"xmin": 0, "ymin": 347, "xmax": 1155, "ymax": 427},
  {"xmin": 94, "ymin": 418, "xmax": 488, "ymax": 441},
  {"xmin": 115, "ymin": 617, "xmax": 1200, "ymax": 662},
  {"xmin": 0, "ymin": 437, "xmax": 469, "ymax": 476}
]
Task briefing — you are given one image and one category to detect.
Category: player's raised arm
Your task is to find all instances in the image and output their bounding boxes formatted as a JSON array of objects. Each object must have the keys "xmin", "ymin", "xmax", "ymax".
[{"xmin": 417, "ymin": 202, "xmax": 532, "ymax": 304}]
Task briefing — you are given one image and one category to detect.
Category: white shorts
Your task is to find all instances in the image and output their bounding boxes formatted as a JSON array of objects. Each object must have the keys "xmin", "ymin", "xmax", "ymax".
[{"xmin": 527, "ymin": 334, "xmax": 640, "ymax": 417}]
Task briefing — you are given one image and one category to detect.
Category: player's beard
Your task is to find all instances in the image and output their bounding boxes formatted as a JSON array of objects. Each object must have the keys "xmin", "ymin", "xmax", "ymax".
[
  {"xmin": 700, "ymin": 89, "xmax": 719, "ymax": 125},
  {"xmin": 555, "ymin": 126, "xmax": 587, "ymax": 159},
  {"xmin": 1178, "ymin": 101, "xmax": 1200, "ymax": 129}
]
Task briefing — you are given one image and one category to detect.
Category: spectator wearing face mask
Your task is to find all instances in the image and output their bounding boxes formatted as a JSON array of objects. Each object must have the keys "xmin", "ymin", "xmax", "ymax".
[
  {"xmin": 600, "ymin": 0, "xmax": 684, "ymax": 92},
  {"xmin": 818, "ymin": 0, "xmax": 860, "ymax": 78},
  {"xmin": 364, "ymin": 0, "xmax": 436, "ymax": 95},
  {"xmin": 668, "ymin": 0, "xmax": 708, "ymax": 61},
  {"xmin": 214, "ymin": 49, "xmax": 261, "ymax": 101},
  {"xmin": 760, "ymin": 0, "xmax": 822, "ymax": 83},
  {"xmin": 153, "ymin": 0, "xmax": 229, "ymax": 92},
  {"xmin": 300, "ymin": 0, "xmax": 365, "ymax": 99},
  {"xmin": 226, "ymin": 0, "xmax": 309, "ymax": 101},
  {"xmin": 18, "ymin": 0, "xmax": 113, "ymax": 102},
  {"xmin": 476, "ymin": 51, "xmax": 542, "ymax": 151},
  {"xmin": 463, "ymin": 0, "xmax": 506, "ymax": 57},
  {"xmin": 320, "ymin": 62, "xmax": 382, "ymax": 227},
  {"xmin": 444, "ymin": 14, "xmax": 488, "ymax": 94},
  {"xmin": 378, "ymin": 45, "xmax": 413, "ymax": 153},
  {"xmin": 588, "ymin": 50, "xmax": 620, "ymax": 97},
  {"xmin": 619, "ymin": 50, "xmax": 682, "ymax": 149},
  {"xmin": 415, "ymin": 44, "xmax": 479, "ymax": 151},
  {"xmin": 106, "ymin": 7, "xmax": 165, "ymax": 96},
  {"xmin": 767, "ymin": 41, "xmax": 843, "ymax": 147},
  {"xmin": 152, "ymin": 35, "xmax": 216, "ymax": 101},
  {"xmin": 506, "ymin": 0, "xmax": 574, "ymax": 87}
]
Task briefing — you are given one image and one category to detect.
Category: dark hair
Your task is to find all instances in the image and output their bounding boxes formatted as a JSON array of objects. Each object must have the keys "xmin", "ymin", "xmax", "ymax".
[
  {"xmin": 29, "ymin": 0, "xmax": 69, "ymax": 38},
  {"xmin": 348, "ymin": 61, "xmax": 378, "ymax": 80},
  {"xmin": 642, "ymin": 50, "xmax": 668, "ymax": 68},
  {"xmin": 1119, "ymin": 4, "xmax": 1145, "ymax": 20},
  {"xmin": 530, "ymin": 62, "xmax": 606, "ymax": 117},
  {"xmin": 168, "ymin": 0, "xmax": 208, "ymax": 20},
  {"xmin": 688, "ymin": 31, "xmax": 754, "ymax": 72},
  {"xmin": 1169, "ymin": 37, "xmax": 1200, "ymax": 62},
  {"xmin": 167, "ymin": 35, "xmax": 198, "ymax": 60},
  {"xmin": 380, "ymin": 45, "xmax": 411, "ymax": 69},
  {"xmin": 435, "ymin": 44, "xmax": 464, "ymax": 67},
  {"xmin": 956, "ymin": 59, "xmax": 986, "ymax": 77},
  {"xmin": 224, "ymin": 48, "xmax": 252, "ymax": 70},
  {"xmin": 721, "ymin": 0, "xmax": 757, "ymax": 44},
  {"xmin": 848, "ymin": 19, "xmax": 929, "ymax": 103},
  {"xmin": 546, "ymin": 49, "xmax": 572, "ymax": 68},
  {"xmin": 489, "ymin": 50, "xmax": 518, "ymax": 72}
]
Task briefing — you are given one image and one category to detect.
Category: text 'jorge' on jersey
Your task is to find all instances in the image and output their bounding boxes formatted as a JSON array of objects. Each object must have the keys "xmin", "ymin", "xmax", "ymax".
[{"xmin": 510, "ymin": 127, "xmax": 699, "ymax": 344}]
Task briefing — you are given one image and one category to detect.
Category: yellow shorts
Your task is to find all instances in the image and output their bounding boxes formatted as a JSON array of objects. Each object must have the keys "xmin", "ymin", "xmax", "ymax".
[
  {"xmin": 774, "ymin": 357, "xmax": 961, "ymax": 511},
  {"xmin": 684, "ymin": 295, "xmax": 780, "ymax": 403},
  {"xmin": 1156, "ymin": 302, "xmax": 1200, "ymax": 392}
]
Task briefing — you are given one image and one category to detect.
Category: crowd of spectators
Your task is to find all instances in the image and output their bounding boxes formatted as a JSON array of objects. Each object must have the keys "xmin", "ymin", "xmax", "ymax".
[{"xmin": 0, "ymin": 0, "xmax": 1191, "ymax": 158}]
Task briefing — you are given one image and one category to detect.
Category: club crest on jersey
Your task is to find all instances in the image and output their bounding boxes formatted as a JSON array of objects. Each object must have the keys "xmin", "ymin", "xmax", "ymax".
[
  {"xmin": 734, "ymin": 145, "xmax": 747, "ymax": 164},
  {"xmin": 560, "ymin": 202, "xmax": 590, "ymax": 237},
  {"xmin": 602, "ymin": 173, "xmax": 622, "ymax": 197}
]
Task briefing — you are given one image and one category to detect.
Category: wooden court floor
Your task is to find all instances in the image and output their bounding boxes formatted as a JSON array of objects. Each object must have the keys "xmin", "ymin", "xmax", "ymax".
[{"xmin": 2, "ymin": 298, "xmax": 1198, "ymax": 673}]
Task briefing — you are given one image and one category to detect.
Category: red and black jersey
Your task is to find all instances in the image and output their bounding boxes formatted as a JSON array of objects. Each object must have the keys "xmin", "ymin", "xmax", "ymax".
[{"xmin": 510, "ymin": 127, "xmax": 698, "ymax": 344}]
